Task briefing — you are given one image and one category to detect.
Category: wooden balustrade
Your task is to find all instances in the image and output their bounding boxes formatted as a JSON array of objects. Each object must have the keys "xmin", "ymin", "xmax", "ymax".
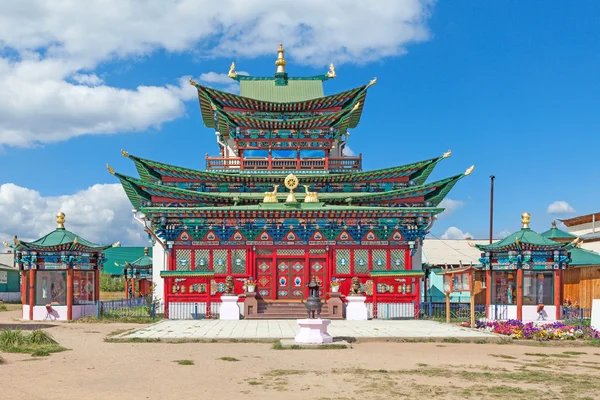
[{"xmin": 206, "ymin": 154, "xmax": 362, "ymax": 172}]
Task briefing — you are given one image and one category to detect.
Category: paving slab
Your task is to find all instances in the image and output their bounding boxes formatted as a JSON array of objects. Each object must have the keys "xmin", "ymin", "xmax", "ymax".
[{"xmin": 118, "ymin": 319, "xmax": 498, "ymax": 341}]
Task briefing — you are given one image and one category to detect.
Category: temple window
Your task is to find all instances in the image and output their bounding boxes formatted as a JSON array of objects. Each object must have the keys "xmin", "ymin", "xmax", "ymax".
[
  {"xmin": 523, "ymin": 271, "xmax": 553, "ymax": 305},
  {"xmin": 491, "ymin": 271, "xmax": 516, "ymax": 305}
]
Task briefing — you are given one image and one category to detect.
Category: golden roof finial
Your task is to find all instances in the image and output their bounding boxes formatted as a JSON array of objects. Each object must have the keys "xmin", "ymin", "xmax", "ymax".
[
  {"xmin": 56, "ymin": 212, "xmax": 65, "ymax": 229},
  {"xmin": 521, "ymin": 212, "xmax": 531, "ymax": 229},
  {"xmin": 106, "ymin": 164, "xmax": 115, "ymax": 175},
  {"xmin": 228, "ymin": 62, "xmax": 237, "ymax": 78},
  {"xmin": 464, "ymin": 165, "xmax": 475, "ymax": 176},
  {"xmin": 275, "ymin": 43, "xmax": 287, "ymax": 74},
  {"xmin": 443, "ymin": 149, "xmax": 452, "ymax": 158},
  {"xmin": 326, "ymin": 63, "xmax": 336, "ymax": 78},
  {"xmin": 73, "ymin": 237, "xmax": 78, "ymax": 244},
  {"xmin": 121, "ymin": 149, "xmax": 129, "ymax": 157},
  {"xmin": 144, "ymin": 247, "xmax": 149, "ymax": 256},
  {"xmin": 189, "ymin": 77, "xmax": 197, "ymax": 86},
  {"xmin": 369, "ymin": 77, "xmax": 377, "ymax": 86},
  {"xmin": 552, "ymin": 220, "xmax": 557, "ymax": 229},
  {"xmin": 2, "ymin": 241, "xmax": 9, "ymax": 248}
]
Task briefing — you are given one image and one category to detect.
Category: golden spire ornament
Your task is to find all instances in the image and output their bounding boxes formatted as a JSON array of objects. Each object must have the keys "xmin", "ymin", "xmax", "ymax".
[
  {"xmin": 56, "ymin": 212, "xmax": 65, "ymax": 229},
  {"xmin": 521, "ymin": 212, "xmax": 531, "ymax": 229},
  {"xmin": 275, "ymin": 43, "xmax": 287, "ymax": 74},
  {"xmin": 228, "ymin": 62, "xmax": 237, "ymax": 78},
  {"xmin": 326, "ymin": 63, "xmax": 336, "ymax": 78}
]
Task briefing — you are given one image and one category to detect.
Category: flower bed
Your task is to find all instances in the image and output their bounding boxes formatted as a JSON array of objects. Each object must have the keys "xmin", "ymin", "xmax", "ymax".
[{"xmin": 475, "ymin": 319, "xmax": 599, "ymax": 340}]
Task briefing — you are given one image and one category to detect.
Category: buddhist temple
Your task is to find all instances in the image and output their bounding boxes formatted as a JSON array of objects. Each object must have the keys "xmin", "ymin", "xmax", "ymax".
[{"xmin": 109, "ymin": 44, "xmax": 473, "ymax": 319}]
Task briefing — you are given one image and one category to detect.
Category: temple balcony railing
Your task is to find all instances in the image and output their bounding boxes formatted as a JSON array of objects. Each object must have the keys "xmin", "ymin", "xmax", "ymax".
[{"xmin": 205, "ymin": 154, "xmax": 362, "ymax": 172}]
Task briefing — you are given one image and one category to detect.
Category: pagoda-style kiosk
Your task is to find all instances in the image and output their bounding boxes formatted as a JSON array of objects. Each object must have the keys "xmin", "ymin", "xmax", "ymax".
[
  {"xmin": 109, "ymin": 44, "xmax": 473, "ymax": 319},
  {"xmin": 3, "ymin": 212, "xmax": 118, "ymax": 321},
  {"xmin": 122, "ymin": 247, "xmax": 153, "ymax": 299},
  {"xmin": 476, "ymin": 213, "xmax": 573, "ymax": 322}
]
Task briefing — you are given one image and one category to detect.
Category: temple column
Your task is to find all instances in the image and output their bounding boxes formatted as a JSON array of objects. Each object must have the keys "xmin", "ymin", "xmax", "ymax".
[
  {"xmin": 485, "ymin": 269, "xmax": 491, "ymax": 318},
  {"xmin": 21, "ymin": 271, "xmax": 26, "ymax": 305},
  {"xmin": 554, "ymin": 270, "xmax": 562, "ymax": 320},
  {"xmin": 29, "ymin": 268, "xmax": 35, "ymax": 320},
  {"xmin": 516, "ymin": 268, "xmax": 523, "ymax": 321},
  {"xmin": 67, "ymin": 269, "xmax": 73, "ymax": 320}
]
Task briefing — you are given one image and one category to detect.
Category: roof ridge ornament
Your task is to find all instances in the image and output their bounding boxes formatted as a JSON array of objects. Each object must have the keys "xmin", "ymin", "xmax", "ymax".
[
  {"xmin": 112, "ymin": 241, "xmax": 121, "ymax": 247},
  {"xmin": 57, "ymin": 212, "xmax": 66, "ymax": 229},
  {"xmin": 228, "ymin": 62, "xmax": 237, "ymax": 78},
  {"xmin": 464, "ymin": 165, "xmax": 475, "ymax": 175},
  {"xmin": 443, "ymin": 149, "xmax": 452, "ymax": 158},
  {"xmin": 368, "ymin": 77, "xmax": 377, "ymax": 86},
  {"xmin": 106, "ymin": 164, "xmax": 115, "ymax": 175},
  {"xmin": 326, "ymin": 63, "xmax": 336, "ymax": 78},
  {"xmin": 275, "ymin": 43, "xmax": 287, "ymax": 74},
  {"xmin": 521, "ymin": 212, "xmax": 531, "ymax": 229},
  {"xmin": 189, "ymin": 77, "xmax": 196, "ymax": 86},
  {"xmin": 121, "ymin": 149, "xmax": 129, "ymax": 157},
  {"xmin": 552, "ymin": 220, "xmax": 557, "ymax": 229}
]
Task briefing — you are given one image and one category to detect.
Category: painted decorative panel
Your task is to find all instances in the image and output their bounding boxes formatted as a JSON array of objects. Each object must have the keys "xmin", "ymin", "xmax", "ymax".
[
  {"xmin": 309, "ymin": 249, "xmax": 326, "ymax": 254},
  {"xmin": 354, "ymin": 249, "xmax": 369, "ymax": 274},
  {"xmin": 194, "ymin": 249, "xmax": 210, "ymax": 271},
  {"xmin": 372, "ymin": 249, "xmax": 387, "ymax": 271},
  {"xmin": 231, "ymin": 249, "xmax": 246, "ymax": 274},
  {"xmin": 212, "ymin": 249, "xmax": 227, "ymax": 274},
  {"xmin": 335, "ymin": 249, "xmax": 350, "ymax": 274},
  {"xmin": 175, "ymin": 249, "xmax": 191, "ymax": 271},
  {"xmin": 390, "ymin": 249, "xmax": 406, "ymax": 270},
  {"xmin": 277, "ymin": 249, "xmax": 305, "ymax": 256},
  {"xmin": 256, "ymin": 249, "xmax": 272, "ymax": 256}
]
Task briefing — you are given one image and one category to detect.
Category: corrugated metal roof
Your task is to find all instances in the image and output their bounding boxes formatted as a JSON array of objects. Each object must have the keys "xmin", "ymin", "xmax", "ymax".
[
  {"xmin": 240, "ymin": 80, "xmax": 324, "ymax": 102},
  {"xmin": 422, "ymin": 239, "xmax": 491, "ymax": 266}
]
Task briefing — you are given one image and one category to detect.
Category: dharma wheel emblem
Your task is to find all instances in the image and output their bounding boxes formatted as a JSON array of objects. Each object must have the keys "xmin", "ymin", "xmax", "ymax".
[{"xmin": 284, "ymin": 174, "xmax": 299, "ymax": 203}]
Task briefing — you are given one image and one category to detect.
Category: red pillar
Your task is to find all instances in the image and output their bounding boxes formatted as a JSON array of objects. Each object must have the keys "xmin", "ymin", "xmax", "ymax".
[
  {"xmin": 485, "ymin": 269, "xmax": 491, "ymax": 318},
  {"xmin": 555, "ymin": 270, "xmax": 562, "ymax": 320},
  {"xmin": 95, "ymin": 269, "xmax": 100, "ymax": 302},
  {"xmin": 29, "ymin": 269, "xmax": 35, "ymax": 320},
  {"xmin": 21, "ymin": 271, "xmax": 27, "ymax": 305},
  {"xmin": 125, "ymin": 278, "xmax": 129, "ymax": 299},
  {"xmin": 516, "ymin": 269, "xmax": 523, "ymax": 321},
  {"xmin": 67, "ymin": 269, "xmax": 73, "ymax": 320}
]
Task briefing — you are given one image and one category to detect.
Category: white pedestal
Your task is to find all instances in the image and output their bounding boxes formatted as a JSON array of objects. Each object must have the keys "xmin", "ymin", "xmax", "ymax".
[
  {"xmin": 591, "ymin": 299, "xmax": 600, "ymax": 331},
  {"xmin": 346, "ymin": 296, "xmax": 368, "ymax": 320},
  {"xmin": 295, "ymin": 319, "xmax": 333, "ymax": 344},
  {"xmin": 220, "ymin": 295, "xmax": 240, "ymax": 320}
]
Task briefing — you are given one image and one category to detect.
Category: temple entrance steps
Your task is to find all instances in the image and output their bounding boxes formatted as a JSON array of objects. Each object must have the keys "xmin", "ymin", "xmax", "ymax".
[{"xmin": 245, "ymin": 300, "xmax": 341, "ymax": 320}]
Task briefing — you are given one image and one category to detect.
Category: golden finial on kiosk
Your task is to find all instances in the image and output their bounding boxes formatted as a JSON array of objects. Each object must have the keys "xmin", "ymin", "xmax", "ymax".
[
  {"xmin": 443, "ymin": 150, "xmax": 452, "ymax": 158},
  {"xmin": 275, "ymin": 43, "xmax": 287, "ymax": 74},
  {"xmin": 521, "ymin": 212, "xmax": 531, "ymax": 229},
  {"xmin": 56, "ymin": 212, "xmax": 65, "ymax": 229}
]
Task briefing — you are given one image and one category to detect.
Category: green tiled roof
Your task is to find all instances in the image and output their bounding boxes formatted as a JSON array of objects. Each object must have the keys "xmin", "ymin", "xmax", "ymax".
[
  {"xmin": 240, "ymin": 79, "xmax": 324, "ymax": 102},
  {"xmin": 476, "ymin": 228, "xmax": 565, "ymax": 251},
  {"xmin": 540, "ymin": 223, "xmax": 577, "ymax": 240},
  {"xmin": 103, "ymin": 247, "xmax": 153, "ymax": 275},
  {"xmin": 569, "ymin": 247, "xmax": 600, "ymax": 267},
  {"xmin": 14, "ymin": 228, "xmax": 112, "ymax": 252}
]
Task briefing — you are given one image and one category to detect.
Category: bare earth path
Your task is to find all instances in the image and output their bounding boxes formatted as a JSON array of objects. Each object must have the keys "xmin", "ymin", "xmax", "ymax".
[{"xmin": 1, "ymin": 310, "xmax": 599, "ymax": 400}]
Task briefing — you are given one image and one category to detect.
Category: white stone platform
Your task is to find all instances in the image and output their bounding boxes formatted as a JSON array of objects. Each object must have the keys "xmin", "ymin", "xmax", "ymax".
[
  {"xmin": 118, "ymin": 319, "xmax": 498, "ymax": 341},
  {"xmin": 295, "ymin": 318, "xmax": 333, "ymax": 344},
  {"xmin": 346, "ymin": 296, "xmax": 368, "ymax": 320}
]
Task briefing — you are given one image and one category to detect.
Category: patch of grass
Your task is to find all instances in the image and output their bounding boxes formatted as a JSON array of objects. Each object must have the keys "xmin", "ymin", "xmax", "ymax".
[
  {"xmin": 0, "ymin": 329, "xmax": 66, "ymax": 357},
  {"xmin": 174, "ymin": 359, "xmax": 194, "ymax": 366},
  {"xmin": 271, "ymin": 340, "xmax": 346, "ymax": 350},
  {"xmin": 489, "ymin": 354, "xmax": 517, "ymax": 359},
  {"xmin": 264, "ymin": 369, "xmax": 307, "ymax": 377},
  {"xmin": 498, "ymin": 338, "xmax": 514, "ymax": 345},
  {"xmin": 248, "ymin": 381, "xmax": 262, "ymax": 386},
  {"xmin": 563, "ymin": 351, "xmax": 587, "ymax": 355},
  {"xmin": 524, "ymin": 352, "xmax": 573, "ymax": 358},
  {"xmin": 0, "ymin": 304, "xmax": 7, "ymax": 311},
  {"xmin": 219, "ymin": 356, "xmax": 240, "ymax": 362},
  {"xmin": 0, "ymin": 355, "xmax": 4, "ymax": 364},
  {"xmin": 587, "ymin": 339, "xmax": 600, "ymax": 347},
  {"xmin": 416, "ymin": 363, "xmax": 428, "ymax": 367},
  {"xmin": 442, "ymin": 337, "xmax": 461, "ymax": 343},
  {"xmin": 104, "ymin": 337, "xmax": 161, "ymax": 343},
  {"xmin": 474, "ymin": 339, "xmax": 489, "ymax": 344}
]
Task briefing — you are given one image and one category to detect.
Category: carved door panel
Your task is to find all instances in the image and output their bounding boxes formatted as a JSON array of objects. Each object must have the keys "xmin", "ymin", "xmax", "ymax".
[
  {"xmin": 309, "ymin": 258, "xmax": 326, "ymax": 299},
  {"xmin": 276, "ymin": 260, "xmax": 292, "ymax": 299},
  {"xmin": 289, "ymin": 259, "xmax": 305, "ymax": 300},
  {"xmin": 256, "ymin": 258, "xmax": 273, "ymax": 300}
]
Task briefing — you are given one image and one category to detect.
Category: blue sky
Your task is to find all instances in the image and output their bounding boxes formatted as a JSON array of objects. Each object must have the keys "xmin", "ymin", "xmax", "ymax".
[{"xmin": 1, "ymin": 1, "xmax": 598, "ymax": 245}]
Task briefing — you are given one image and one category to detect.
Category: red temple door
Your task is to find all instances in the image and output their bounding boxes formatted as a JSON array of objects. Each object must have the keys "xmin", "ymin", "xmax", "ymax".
[
  {"xmin": 256, "ymin": 258, "xmax": 273, "ymax": 300},
  {"xmin": 275, "ymin": 258, "xmax": 306, "ymax": 300},
  {"xmin": 309, "ymin": 258, "xmax": 326, "ymax": 299}
]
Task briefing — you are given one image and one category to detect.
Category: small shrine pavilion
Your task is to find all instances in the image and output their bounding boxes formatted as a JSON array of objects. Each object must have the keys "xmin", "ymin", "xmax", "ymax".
[
  {"xmin": 3, "ymin": 212, "xmax": 118, "ymax": 321},
  {"xmin": 122, "ymin": 248, "xmax": 153, "ymax": 299},
  {"xmin": 476, "ymin": 213, "xmax": 573, "ymax": 322}
]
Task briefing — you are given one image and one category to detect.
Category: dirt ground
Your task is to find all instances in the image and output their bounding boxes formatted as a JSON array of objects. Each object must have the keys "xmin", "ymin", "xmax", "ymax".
[{"xmin": 1, "ymin": 309, "xmax": 599, "ymax": 400}]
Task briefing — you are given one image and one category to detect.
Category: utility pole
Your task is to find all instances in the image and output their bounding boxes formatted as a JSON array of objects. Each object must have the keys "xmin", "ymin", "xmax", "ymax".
[{"xmin": 489, "ymin": 175, "xmax": 495, "ymax": 244}]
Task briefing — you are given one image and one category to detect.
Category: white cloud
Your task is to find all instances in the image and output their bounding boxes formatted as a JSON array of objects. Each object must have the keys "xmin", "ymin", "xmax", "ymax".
[
  {"xmin": 438, "ymin": 199, "xmax": 466, "ymax": 219},
  {"xmin": 547, "ymin": 201, "xmax": 576, "ymax": 215},
  {"xmin": 441, "ymin": 227, "xmax": 473, "ymax": 240},
  {"xmin": 0, "ymin": 183, "xmax": 148, "ymax": 247},
  {"xmin": 0, "ymin": 0, "xmax": 434, "ymax": 147}
]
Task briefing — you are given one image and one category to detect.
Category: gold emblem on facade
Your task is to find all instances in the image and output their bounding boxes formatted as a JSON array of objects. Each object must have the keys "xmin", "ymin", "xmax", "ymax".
[
  {"xmin": 303, "ymin": 185, "xmax": 319, "ymax": 203},
  {"xmin": 284, "ymin": 174, "xmax": 299, "ymax": 203},
  {"xmin": 263, "ymin": 184, "xmax": 279, "ymax": 203}
]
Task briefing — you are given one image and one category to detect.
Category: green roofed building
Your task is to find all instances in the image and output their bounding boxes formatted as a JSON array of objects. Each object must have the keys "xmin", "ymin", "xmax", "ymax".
[
  {"xmin": 109, "ymin": 43, "xmax": 473, "ymax": 319},
  {"xmin": 476, "ymin": 213, "xmax": 574, "ymax": 322},
  {"xmin": 3, "ymin": 212, "xmax": 118, "ymax": 321}
]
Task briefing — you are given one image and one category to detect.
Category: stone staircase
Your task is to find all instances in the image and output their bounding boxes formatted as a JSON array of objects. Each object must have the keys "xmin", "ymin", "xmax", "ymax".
[{"xmin": 245, "ymin": 300, "xmax": 337, "ymax": 319}]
